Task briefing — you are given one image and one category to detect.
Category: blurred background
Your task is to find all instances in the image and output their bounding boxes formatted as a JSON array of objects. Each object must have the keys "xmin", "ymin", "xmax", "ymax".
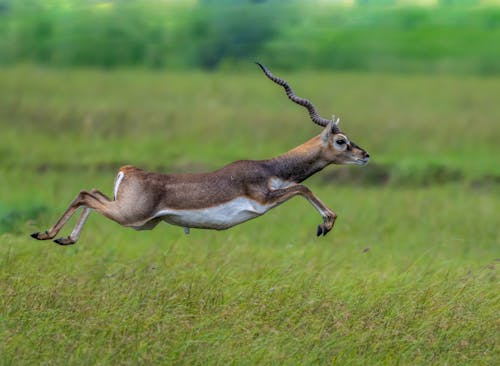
[
  {"xmin": 1, "ymin": 0, "xmax": 500, "ymax": 74},
  {"xmin": 1, "ymin": 0, "xmax": 499, "ymax": 233},
  {"xmin": 1, "ymin": 0, "xmax": 499, "ymax": 229}
]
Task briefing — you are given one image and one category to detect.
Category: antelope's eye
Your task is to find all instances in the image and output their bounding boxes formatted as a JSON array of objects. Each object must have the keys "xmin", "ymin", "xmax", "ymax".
[{"xmin": 336, "ymin": 139, "xmax": 346, "ymax": 145}]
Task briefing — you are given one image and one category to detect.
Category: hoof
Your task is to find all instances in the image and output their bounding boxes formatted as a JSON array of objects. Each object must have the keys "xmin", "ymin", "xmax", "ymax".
[
  {"xmin": 31, "ymin": 230, "xmax": 50, "ymax": 240},
  {"xmin": 54, "ymin": 237, "xmax": 75, "ymax": 246},
  {"xmin": 316, "ymin": 224, "xmax": 332, "ymax": 237}
]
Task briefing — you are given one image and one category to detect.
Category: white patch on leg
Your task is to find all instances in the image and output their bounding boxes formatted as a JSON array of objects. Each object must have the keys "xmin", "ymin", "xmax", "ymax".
[
  {"xmin": 113, "ymin": 171, "xmax": 125, "ymax": 200},
  {"xmin": 269, "ymin": 177, "xmax": 295, "ymax": 190},
  {"xmin": 309, "ymin": 200, "xmax": 326, "ymax": 216},
  {"xmin": 69, "ymin": 207, "xmax": 92, "ymax": 241}
]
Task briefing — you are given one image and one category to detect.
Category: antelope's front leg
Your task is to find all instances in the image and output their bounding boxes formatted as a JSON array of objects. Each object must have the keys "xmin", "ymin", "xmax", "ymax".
[{"xmin": 266, "ymin": 185, "xmax": 337, "ymax": 237}]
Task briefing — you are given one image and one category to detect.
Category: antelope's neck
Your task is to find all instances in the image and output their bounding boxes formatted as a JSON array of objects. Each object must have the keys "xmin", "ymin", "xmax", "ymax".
[{"xmin": 267, "ymin": 136, "xmax": 329, "ymax": 183}]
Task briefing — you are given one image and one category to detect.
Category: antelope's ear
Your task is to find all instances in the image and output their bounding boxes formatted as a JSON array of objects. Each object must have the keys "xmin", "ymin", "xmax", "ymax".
[{"xmin": 320, "ymin": 119, "xmax": 336, "ymax": 145}]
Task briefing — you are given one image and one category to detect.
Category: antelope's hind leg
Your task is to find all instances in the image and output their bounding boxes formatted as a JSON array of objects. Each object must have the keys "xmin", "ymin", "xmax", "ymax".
[
  {"xmin": 53, "ymin": 208, "xmax": 92, "ymax": 245},
  {"xmin": 31, "ymin": 189, "xmax": 115, "ymax": 245}
]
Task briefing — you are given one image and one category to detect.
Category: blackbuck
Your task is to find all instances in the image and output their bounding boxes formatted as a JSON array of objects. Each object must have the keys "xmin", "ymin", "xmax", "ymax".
[{"xmin": 31, "ymin": 63, "xmax": 370, "ymax": 245}]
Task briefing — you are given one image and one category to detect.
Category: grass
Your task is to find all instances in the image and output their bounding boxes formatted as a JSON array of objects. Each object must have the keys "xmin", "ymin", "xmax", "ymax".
[{"xmin": 0, "ymin": 67, "xmax": 498, "ymax": 365}]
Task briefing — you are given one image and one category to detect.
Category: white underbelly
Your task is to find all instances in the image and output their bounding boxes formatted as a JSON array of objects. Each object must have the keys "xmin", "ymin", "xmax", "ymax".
[{"xmin": 153, "ymin": 197, "xmax": 272, "ymax": 230}]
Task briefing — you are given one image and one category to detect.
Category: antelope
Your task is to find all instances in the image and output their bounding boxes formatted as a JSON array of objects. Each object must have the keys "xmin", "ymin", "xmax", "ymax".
[{"xmin": 31, "ymin": 63, "xmax": 370, "ymax": 245}]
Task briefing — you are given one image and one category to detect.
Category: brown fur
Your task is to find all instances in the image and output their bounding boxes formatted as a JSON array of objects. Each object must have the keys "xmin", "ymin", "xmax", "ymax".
[{"xmin": 31, "ymin": 127, "xmax": 369, "ymax": 245}]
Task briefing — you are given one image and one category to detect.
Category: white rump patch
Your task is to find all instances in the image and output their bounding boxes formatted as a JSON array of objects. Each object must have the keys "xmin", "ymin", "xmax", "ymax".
[
  {"xmin": 113, "ymin": 171, "xmax": 125, "ymax": 200},
  {"xmin": 153, "ymin": 197, "xmax": 273, "ymax": 230}
]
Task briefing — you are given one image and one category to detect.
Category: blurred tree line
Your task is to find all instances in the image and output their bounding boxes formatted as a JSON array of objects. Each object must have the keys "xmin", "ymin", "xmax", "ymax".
[{"xmin": 0, "ymin": 0, "xmax": 499, "ymax": 74}]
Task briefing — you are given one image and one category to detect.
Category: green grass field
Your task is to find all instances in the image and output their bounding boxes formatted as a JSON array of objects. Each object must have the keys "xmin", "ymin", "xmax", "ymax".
[{"xmin": 0, "ymin": 67, "xmax": 498, "ymax": 365}]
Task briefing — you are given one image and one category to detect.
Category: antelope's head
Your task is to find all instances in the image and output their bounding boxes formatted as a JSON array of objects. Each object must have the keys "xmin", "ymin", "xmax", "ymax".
[
  {"xmin": 318, "ymin": 117, "xmax": 370, "ymax": 166},
  {"xmin": 257, "ymin": 62, "xmax": 370, "ymax": 166}
]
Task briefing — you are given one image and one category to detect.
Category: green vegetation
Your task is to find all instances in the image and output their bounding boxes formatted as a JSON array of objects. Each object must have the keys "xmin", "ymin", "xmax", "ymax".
[
  {"xmin": 1, "ymin": 1, "xmax": 500, "ymax": 74},
  {"xmin": 0, "ymin": 67, "xmax": 498, "ymax": 364}
]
